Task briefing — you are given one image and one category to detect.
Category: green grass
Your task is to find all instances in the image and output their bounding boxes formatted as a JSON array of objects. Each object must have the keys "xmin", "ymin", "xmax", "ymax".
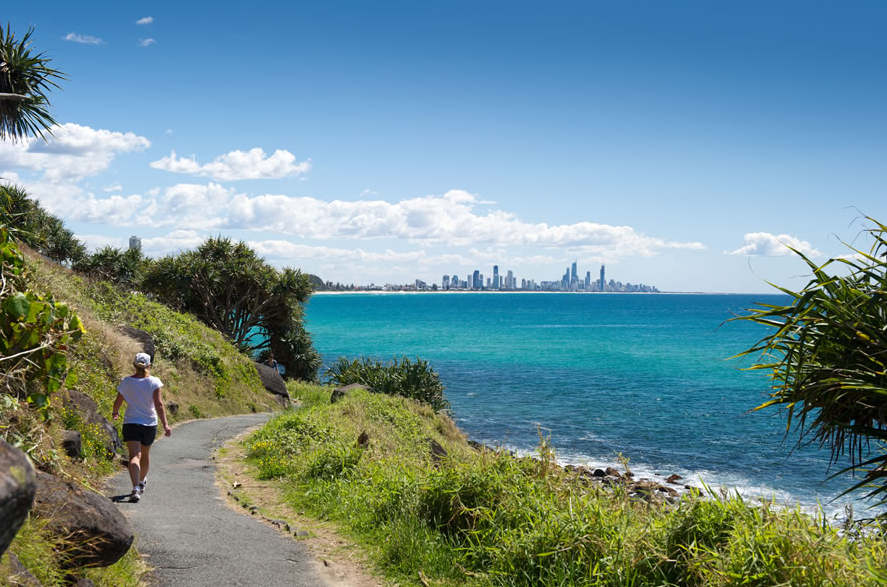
[{"xmin": 245, "ymin": 385, "xmax": 887, "ymax": 587}]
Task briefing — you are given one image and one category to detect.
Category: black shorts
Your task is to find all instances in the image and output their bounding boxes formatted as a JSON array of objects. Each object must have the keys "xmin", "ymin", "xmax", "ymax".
[{"xmin": 122, "ymin": 424, "xmax": 157, "ymax": 446}]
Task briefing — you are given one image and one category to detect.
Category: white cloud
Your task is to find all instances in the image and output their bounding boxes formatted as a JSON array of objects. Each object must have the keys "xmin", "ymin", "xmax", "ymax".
[
  {"xmin": 139, "ymin": 38, "xmax": 156, "ymax": 47},
  {"xmin": 76, "ymin": 234, "xmax": 123, "ymax": 251},
  {"xmin": 216, "ymin": 189, "xmax": 704, "ymax": 256},
  {"xmin": 103, "ymin": 183, "xmax": 122, "ymax": 192},
  {"xmin": 141, "ymin": 230, "xmax": 206, "ymax": 255},
  {"xmin": 64, "ymin": 33, "xmax": 104, "ymax": 45},
  {"xmin": 726, "ymin": 233, "xmax": 822, "ymax": 257},
  {"xmin": 0, "ymin": 123, "xmax": 150, "ymax": 182},
  {"xmin": 136, "ymin": 16, "xmax": 154, "ymax": 25},
  {"xmin": 150, "ymin": 148, "xmax": 311, "ymax": 181}
]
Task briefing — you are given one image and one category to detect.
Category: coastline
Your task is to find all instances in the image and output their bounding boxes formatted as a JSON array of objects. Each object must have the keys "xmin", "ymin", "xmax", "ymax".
[{"xmin": 311, "ymin": 290, "xmax": 775, "ymax": 296}]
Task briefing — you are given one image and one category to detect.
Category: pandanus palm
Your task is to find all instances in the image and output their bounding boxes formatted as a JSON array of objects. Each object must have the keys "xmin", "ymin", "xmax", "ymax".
[
  {"xmin": 734, "ymin": 217, "xmax": 887, "ymax": 509},
  {"xmin": 0, "ymin": 23, "xmax": 64, "ymax": 141}
]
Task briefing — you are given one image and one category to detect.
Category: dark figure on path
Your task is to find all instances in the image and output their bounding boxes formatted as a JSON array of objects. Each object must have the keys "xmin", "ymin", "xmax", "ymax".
[{"xmin": 113, "ymin": 353, "xmax": 171, "ymax": 502}]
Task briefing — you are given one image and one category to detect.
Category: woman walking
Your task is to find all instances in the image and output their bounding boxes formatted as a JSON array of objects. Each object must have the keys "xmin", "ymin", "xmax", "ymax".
[{"xmin": 112, "ymin": 352, "xmax": 172, "ymax": 502}]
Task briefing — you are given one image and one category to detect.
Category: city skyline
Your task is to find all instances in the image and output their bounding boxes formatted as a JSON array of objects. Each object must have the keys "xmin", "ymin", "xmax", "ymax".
[{"xmin": 2, "ymin": 3, "xmax": 885, "ymax": 294}]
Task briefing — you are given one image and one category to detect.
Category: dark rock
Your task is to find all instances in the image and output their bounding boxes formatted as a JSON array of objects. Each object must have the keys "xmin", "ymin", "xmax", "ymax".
[
  {"xmin": 119, "ymin": 326, "xmax": 155, "ymax": 364},
  {"xmin": 429, "ymin": 439, "xmax": 447, "ymax": 464},
  {"xmin": 665, "ymin": 474, "xmax": 683, "ymax": 485},
  {"xmin": 467, "ymin": 440, "xmax": 485, "ymax": 452},
  {"xmin": 0, "ymin": 440, "xmax": 36, "ymax": 558},
  {"xmin": 592, "ymin": 468, "xmax": 607, "ymax": 478},
  {"xmin": 356, "ymin": 431, "xmax": 370, "ymax": 448},
  {"xmin": 604, "ymin": 467, "xmax": 622, "ymax": 478},
  {"xmin": 165, "ymin": 401, "xmax": 179, "ymax": 417},
  {"xmin": 62, "ymin": 391, "xmax": 122, "ymax": 458},
  {"xmin": 6, "ymin": 552, "xmax": 42, "ymax": 586},
  {"xmin": 61, "ymin": 430, "xmax": 82, "ymax": 459},
  {"xmin": 255, "ymin": 363, "xmax": 288, "ymax": 398},
  {"xmin": 331, "ymin": 383, "xmax": 371, "ymax": 403},
  {"xmin": 32, "ymin": 471, "xmax": 133, "ymax": 568}
]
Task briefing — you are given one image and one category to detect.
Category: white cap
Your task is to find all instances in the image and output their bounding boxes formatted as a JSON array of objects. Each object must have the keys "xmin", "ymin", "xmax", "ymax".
[{"xmin": 134, "ymin": 353, "xmax": 151, "ymax": 367}]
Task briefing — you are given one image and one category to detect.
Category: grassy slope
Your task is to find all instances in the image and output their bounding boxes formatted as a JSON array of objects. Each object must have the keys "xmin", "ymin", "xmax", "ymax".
[
  {"xmin": 0, "ymin": 249, "xmax": 277, "ymax": 586},
  {"xmin": 243, "ymin": 385, "xmax": 887, "ymax": 587}
]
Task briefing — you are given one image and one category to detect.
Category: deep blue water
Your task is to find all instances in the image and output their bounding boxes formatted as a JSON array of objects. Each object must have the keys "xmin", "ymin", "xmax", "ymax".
[{"xmin": 304, "ymin": 292, "xmax": 877, "ymax": 519}]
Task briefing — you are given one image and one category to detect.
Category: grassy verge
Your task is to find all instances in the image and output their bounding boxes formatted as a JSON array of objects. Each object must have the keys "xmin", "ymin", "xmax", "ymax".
[{"xmin": 243, "ymin": 384, "xmax": 887, "ymax": 587}]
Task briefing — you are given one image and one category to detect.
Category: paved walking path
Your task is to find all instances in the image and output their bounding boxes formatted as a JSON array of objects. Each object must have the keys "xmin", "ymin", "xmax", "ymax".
[{"xmin": 107, "ymin": 414, "xmax": 327, "ymax": 587}]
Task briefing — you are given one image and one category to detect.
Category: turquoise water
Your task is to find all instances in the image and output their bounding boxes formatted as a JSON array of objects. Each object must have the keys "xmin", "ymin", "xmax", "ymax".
[{"xmin": 304, "ymin": 292, "xmax": 875, "ymax": 519}]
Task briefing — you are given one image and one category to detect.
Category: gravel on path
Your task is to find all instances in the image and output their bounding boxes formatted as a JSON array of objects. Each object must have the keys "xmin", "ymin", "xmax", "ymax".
[{"xmin": 107, "ymin": 413, "xmax": 328, "ymax": 587}]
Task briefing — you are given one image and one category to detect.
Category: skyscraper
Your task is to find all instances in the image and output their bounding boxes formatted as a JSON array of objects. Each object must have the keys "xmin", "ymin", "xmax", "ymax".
[
  {"xmin": 473, "ymin": 269, "xmax": 481, "ymax": 290},
  {"xmin": 571, "ymin": 261, "xmax": 577, "ymax": 283},
  {"xmin": 493, "ymin": 265, "xmax": 499, "ymax": 289},
  {"xmin": 599, "ymin": 265, "xmax": 606, "ymax": 292},
  {"xmin": 128, "ymin": 236, "xmax": 141, "ymax": 251}
]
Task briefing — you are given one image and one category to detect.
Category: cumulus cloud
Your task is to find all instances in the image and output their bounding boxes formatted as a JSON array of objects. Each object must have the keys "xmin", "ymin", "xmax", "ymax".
[
  {"xmin": 726, "ymin": 233, "xmax": 822, "ymax": 257},
  {"xmin": 76, "ymin": 234, "xmax": 123, "ymax": 251},
  {"xmin": 139, "ymin": 38, "xmax": 156, "ymax": 47},
  {"xmin": 64, "ymin": 33, "xmax": 104, "ymax": 45},
  {"xmin": 216, "ymin": 189, "xmax": 704, "ymax": 255},
  {"xmin": 141, "ymin": 230, "xmax": 206, "ymax": 255},
  {"xmin": 136, "ymin": 16, "xmax": 154, "ymax": 25},
  {"xmin": 0, "ymin": 123, "xmax": 150, "ymax": 182},
  {"xmin": 150, "ymin": 148, "xmax": 311, "ymax": 181},
  {"xmin": 101, "ymin": 186, "xmax": 697, "ymax": 260}
]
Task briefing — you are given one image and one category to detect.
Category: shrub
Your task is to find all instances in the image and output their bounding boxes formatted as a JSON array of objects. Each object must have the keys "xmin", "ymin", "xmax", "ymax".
[
  {"xmin": 325, "ymin": 355, "xmax": 448, "ymax": 412},
  {"xmin": 734, "ymin": 217, "xmax": 887, "ymax": 507},
  {"xmin": 0, "ymin": 227, "xmax": 84, "ymax": 412}
]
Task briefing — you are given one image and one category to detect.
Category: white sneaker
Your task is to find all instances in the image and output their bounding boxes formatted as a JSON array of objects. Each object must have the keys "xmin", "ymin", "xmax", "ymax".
[
  {"xmin": 130, "ymin": 488, "xmax": 141, "ymax": 502},
  {"xmin": 138, "ymin": 479, "xmax": 147, "ymax": 493}
]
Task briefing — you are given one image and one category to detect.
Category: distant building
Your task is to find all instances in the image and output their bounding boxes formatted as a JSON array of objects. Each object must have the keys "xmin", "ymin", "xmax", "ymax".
[
  {"xmin": 599, "ymin": 265, "xmax": 606, "ymax": 292},
  {"xmin": 571, "ymin": 261, "xmax": 577, "ymax": 283},
  {"xmin": 129, "ymin": 236, "xmax": 141, "ymax": 251},
  {"xmin": 493, "ymin": 265, "xmax": 500, "ymax": 289},
  {"xmin": 472, "ymin": 269, "xmax": 481, "ymax": 290},
  {"xmin": 442, "ymin": 275, "xmax": 450, "ymax": 289}
]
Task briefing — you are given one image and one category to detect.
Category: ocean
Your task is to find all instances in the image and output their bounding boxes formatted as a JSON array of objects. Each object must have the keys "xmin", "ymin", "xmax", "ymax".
[{"xmin": 304, "ymin": 292, "xmax": 877, "ymax": 520}]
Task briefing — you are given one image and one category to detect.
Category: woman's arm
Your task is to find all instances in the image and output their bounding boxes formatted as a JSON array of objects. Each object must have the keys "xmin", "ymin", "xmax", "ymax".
[
  {"xmin": 152, "ymin": 386, "xmax": 172, "ymax": 437},
  {"xmin": 112, "ymin": 392, "xmax": 124, "ymax": 420}
]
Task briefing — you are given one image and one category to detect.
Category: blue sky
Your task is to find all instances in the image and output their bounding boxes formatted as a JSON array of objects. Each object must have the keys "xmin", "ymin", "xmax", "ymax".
[{"xmin": 3, "ymin": 1, "xmax": 885, "ymax": 292}]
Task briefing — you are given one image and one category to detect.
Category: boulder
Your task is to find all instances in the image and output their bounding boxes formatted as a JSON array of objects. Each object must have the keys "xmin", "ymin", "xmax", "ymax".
[
  {"xmin": 604, "ymin": 466, "xmax": 622, "ymax": 478},
  {"xmin": 62, "ymin": 391, "xmax": 122, "ymax": 458},
  {"xmin": 665, "ymin": 474, "xmax": 683, "ymax": 485},
  {"xmin": 32, "ymin": 471, "xmax": 133, "ymax": 568},
  {"xmin": 5, "ymin": 552, "xmax": 42, "ymax": 586},
  {"xmin": 428, "ymin": 439, "xmax": 447, "ymax": 464},
  {"xmin": 118, "ymin": 326, "xmax": 155, "ymax": 364},
  {"xmin": 61, "ymin": 430, "xmax": 82, "ymax": 459},
  {"xmin": 331, "ymin": 383, "xmax": 371, "ymax": 404},
  {"xmin": 254, "ymin": 363, "xmax": 288, "ymax": 398},
  {"xmin": 0, "ymin": 440, "xmax": 36, "ymax": 558}
]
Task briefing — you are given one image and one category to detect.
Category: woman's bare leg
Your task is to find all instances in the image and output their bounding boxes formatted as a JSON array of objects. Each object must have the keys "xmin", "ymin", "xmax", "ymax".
[
  {"xmin": 139, "ymin": 443, "xmax": 151, "ymax": 483},
  {"xmin": 126, "ymin": 440, "xmax": 142, "ymax": 488}
]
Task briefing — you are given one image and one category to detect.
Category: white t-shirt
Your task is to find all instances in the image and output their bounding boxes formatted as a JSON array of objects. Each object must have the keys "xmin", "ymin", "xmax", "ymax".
[{"xmin": 117, "ymin": 375, "xmax": 163, "ymax": 426}]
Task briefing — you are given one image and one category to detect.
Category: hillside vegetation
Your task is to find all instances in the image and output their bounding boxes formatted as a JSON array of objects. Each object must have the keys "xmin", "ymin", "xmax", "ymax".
[
  {"xmin": 1, "ymin": 245, "xmax": 278, "ymax": 586},
  {"xmin": 243, "ymin": 386, "xmax": 887, "ymax": 587}
]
